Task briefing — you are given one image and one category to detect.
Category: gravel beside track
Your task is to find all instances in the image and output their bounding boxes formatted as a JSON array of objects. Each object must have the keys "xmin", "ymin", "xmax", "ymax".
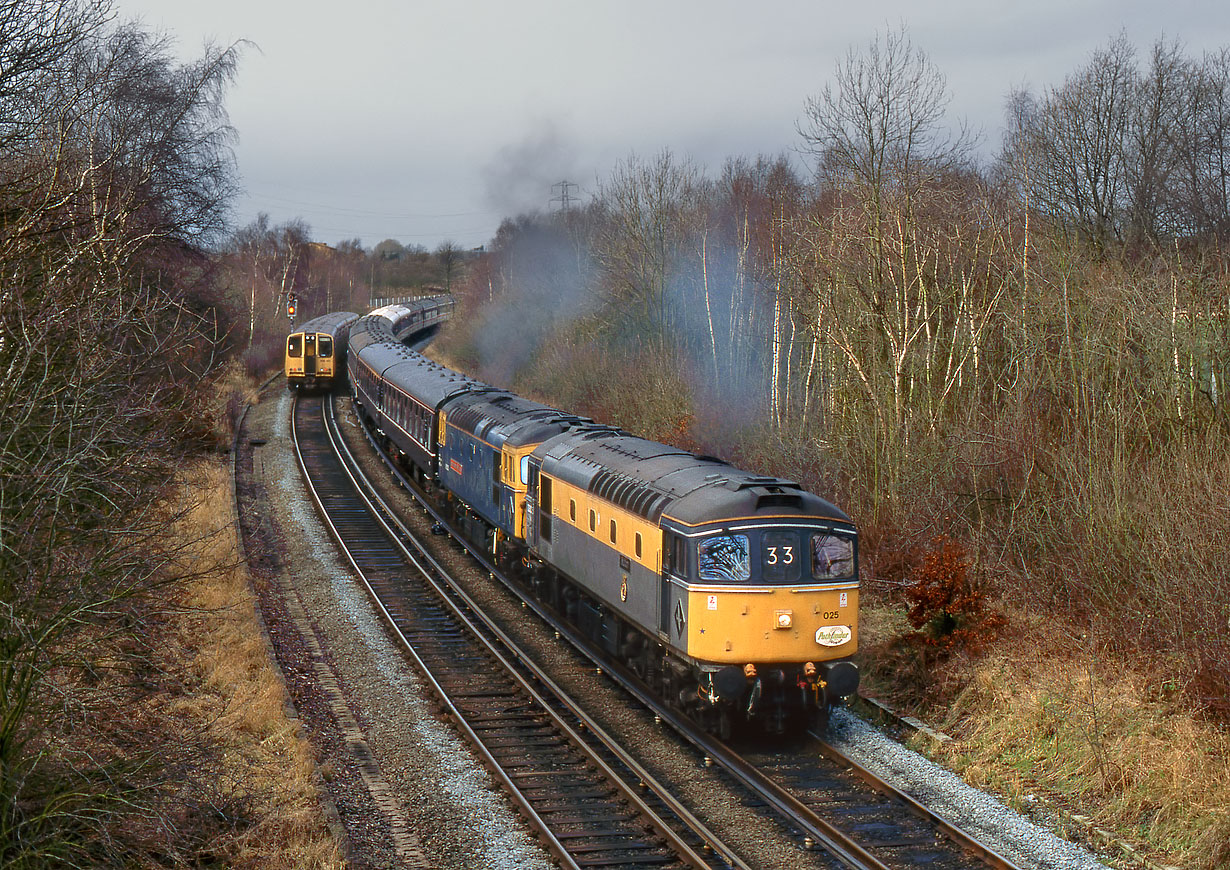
[
  {"xmin": 828, "ymin": 711, "xmax": 1110, "ymax": 869},
  {"xmin": 238, "ymin": 385, "xmax": 552, "ymax": 870}
]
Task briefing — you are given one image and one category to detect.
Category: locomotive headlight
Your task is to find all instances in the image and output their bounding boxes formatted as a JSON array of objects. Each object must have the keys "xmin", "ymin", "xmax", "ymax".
[{"xmin": 774, "ymin": 610, "xmax": 793, "ymax": 629}]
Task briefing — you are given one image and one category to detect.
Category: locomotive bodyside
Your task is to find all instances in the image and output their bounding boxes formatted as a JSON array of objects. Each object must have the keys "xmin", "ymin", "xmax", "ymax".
[{"xmin": 523, "ymin": 428, "xmax": 859, "ymax": 731}]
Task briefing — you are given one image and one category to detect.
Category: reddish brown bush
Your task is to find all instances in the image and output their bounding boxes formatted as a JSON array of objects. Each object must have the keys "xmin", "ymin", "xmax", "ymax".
[{"xmin": 904, "ymin": 535, "xmax": 1005, "ymax": 655}]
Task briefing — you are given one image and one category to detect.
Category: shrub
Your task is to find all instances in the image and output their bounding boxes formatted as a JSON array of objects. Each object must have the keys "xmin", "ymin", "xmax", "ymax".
[{"xmin": 903, "ymin": 535, "xmax": 1005, "ymax": 655}]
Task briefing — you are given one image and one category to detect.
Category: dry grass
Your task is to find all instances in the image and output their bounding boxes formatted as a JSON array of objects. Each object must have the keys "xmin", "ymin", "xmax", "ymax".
[
  {"xmin": 915, "ymin": 607, "xmax": 1230, "ymax": 869},
  {"xmin": 167, "ymin": 458, "xmax": 344, "ymax": 868},
  {"xmin": 211, "ymin": 360, "xmax": 264, "ymax": 447}
]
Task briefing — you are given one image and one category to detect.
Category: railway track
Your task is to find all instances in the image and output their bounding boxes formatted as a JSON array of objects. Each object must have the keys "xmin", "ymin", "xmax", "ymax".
[
  {"xmin": 291, "ymin": 392, "xmax": 746, "ymax": 870},
  {"xmin": 294, "ymin": 390, "xmax": 1031, "ymax": 870}
]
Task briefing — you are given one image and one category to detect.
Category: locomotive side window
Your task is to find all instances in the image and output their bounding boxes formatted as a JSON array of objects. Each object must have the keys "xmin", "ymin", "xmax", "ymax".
[
  {"xmin": 698, "ymin": 534, "xmax": 750, "ymax": 582},
  {"xmin": 288, "ymin": 335, "xmax": 303, "ymax": 357},
  {"xmin": 609, "ymin": 518, "xmax": 617, "ymax": 544},
  {"xmin": 635, "ymin": 532, "xmax": 643, "ymax": 558},
  {"xmin": 589, "ymin": 509, "xmax": 597, "ymax": 532},
  {"xmin": 539, "ymin": 476, "xmax": 553, "ymax": 541},
  {"xmin": 811, "ymin": 533, "xmax": 855, "ymax": 580},
  {"xmin": 673, "ymin": 535, "xmax": 687, "ymax": 576},
  {"xmin": 762, "ymin": 530, "xmax": 801, "ymax": 583},
  {"xmin": 569, "ymin": 500, "xmax": 576, "ymax": 522}
]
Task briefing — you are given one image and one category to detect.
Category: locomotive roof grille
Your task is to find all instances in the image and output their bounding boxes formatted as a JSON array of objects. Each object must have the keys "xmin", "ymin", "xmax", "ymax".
[
  {"xmin": 449, "ymin": 401, "xmax": 509, "ymax": 433},
  {"xmin": 590, "ymin": 469, "xmax": 670, "ymax": 521}
]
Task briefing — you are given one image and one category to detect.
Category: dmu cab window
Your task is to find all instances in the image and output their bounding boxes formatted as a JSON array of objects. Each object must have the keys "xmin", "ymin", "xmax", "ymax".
[
  {"xmin": 812, "ymin": 533, "xmax": 855, "ymax": 580},
  {"xmin": 318, "ymin": 336, "xmax": 333, "ymax": 357},
  {"xmin": 698, "ymin": 534, "xmax": 750, "ymax": 582},
  {"xmin": 287, "ymin": 335, "xmax": 303, "ymax": 357}
]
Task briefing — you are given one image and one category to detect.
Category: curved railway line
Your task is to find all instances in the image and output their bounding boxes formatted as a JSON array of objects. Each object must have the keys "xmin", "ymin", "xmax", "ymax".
[
  {"xmin": 285, "ymin": 387, "xmax": 1035, "ymax": 870},
  {"xmin": 293, "ymin": 392, "xmax": 743, "ymax": 870}
]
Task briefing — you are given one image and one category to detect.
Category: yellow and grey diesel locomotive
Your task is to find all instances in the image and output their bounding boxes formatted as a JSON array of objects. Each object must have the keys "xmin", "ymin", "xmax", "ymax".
[
  {"xmin": 347, "ymin": 303, "xmax": 858, "ymax": 734},
  {"xmin": 285, "ymin": 311, "xmax": 359, "ymax": 391}
]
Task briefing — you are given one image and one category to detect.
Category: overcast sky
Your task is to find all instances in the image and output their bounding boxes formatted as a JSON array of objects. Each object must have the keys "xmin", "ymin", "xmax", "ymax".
[{"xmin": 113, "ymin": 0, "xmax": 1230, "ymax": 251}]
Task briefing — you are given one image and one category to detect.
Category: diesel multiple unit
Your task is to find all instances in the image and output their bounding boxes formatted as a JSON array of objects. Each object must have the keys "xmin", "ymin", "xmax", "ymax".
[
  {"xmin": 284, "ymin": 311, "xmax": 359, "ymax": 391},
  {"xmin": 339, "ymin": 299, "xmax": 860, "ymax": 735}
]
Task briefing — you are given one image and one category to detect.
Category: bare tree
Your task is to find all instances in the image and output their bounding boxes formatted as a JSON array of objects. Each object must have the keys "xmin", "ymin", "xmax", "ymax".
[
  {"xmin": 1005, "ymin": 35, "xmax": 1138, "ymax": 249},
  {"xmin": 434, "ymin": 239, "xmax": 462, "ymax": 291},
  {"xmin": 593, "ymin": 150, "xmax": 707, "ymax": 349},
  {"xmin": 1169, "ymin": 47, "xmax": 1230, "ymax": 238},
  {"xmin": 1, "ymin": 3, "xmax": 245, "ymax": 861},
  {"xmin": 226, "ymin": 214, "xmax": 311, "ymax": 348},
  {"xmin": 0, "ymin": 0, "xmax": 107, "ymax": 150},
  {"xmin": 797, "ymin": 26, "xmax": 992, "ymax": 446},
  {"xmin": 1124, "ymin": 39, "xmax": 1187, "ymax": 244},
  {"xmin": 798, "ymin": 25, "xmax": 972, "ymax": 276}
]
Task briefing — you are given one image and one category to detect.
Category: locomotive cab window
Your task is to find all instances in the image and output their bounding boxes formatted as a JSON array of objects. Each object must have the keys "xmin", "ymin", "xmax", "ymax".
[
  {"xmin": 811, "ymin": 533, "xmax": 855, "ymax": 580},
  {"xmin": 287, "ymin": 335, "xmax": 303, "ymax": 357},
  {"xmin": 698, "ymin": 534, "xmax": 750, "ymax": 583}
]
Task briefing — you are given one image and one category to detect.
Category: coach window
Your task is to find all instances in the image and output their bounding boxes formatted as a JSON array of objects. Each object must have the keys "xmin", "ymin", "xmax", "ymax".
[
  {"xmin": 287, "ymin": 335, "xmax": 302, "ymax": 357},
  {"xmin": 609, "ymin": 518, "xmax": 617, "ymax": 544}
]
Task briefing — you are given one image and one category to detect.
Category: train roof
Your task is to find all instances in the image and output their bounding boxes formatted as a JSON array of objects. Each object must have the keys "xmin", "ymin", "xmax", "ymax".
[
  {"xmin": 362, "ymin": 343, "xmax": 490, "ymax": 409},
  {"xmin": 537, "ymin": 429, "xmax": 851, "ymax": 529},
  {"xmin": 349, "ymin": 296, "xmax": 454, "ymax": 355},
  {"xmin": 290, "ymin": 311, "xmax": 359, "ymax": 337},
  {"xmin": 442, "ymin": 391, "xmax": 592, "ymax": 449}
]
